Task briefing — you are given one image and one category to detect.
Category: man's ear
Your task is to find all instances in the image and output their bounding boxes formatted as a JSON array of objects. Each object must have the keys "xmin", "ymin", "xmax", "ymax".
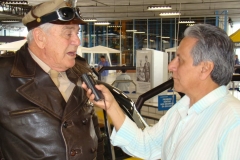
[
  {"xmin": 32, "ymin": 28, "xmax": 46, "ymax": 49},
  {"xmin": 200, "ymin": 61, "xmax": 214, "ymax": 80}
]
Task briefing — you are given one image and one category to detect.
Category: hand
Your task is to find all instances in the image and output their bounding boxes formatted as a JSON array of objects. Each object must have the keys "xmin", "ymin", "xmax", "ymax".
[
  {"xmin": 82, "ymin": 82, "xmax": 118, "ymax": 110},
  {"xmin": 82, "ymin": 82, "xmax": 126, "ymax": 130}
]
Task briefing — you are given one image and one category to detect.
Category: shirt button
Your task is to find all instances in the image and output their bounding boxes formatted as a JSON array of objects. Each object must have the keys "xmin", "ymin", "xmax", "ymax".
[
  {"xmin": 82, "ymin": 118, "xmax": 88, "ymax": 125},
  {"xmin": 63, "ymin": 121, "xmax": 68, "ymax": 128}
]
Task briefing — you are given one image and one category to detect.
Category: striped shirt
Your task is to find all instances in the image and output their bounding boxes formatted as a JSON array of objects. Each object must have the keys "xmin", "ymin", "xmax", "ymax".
[{"xmin": 111, "ymin": 85, "xmax": 240, "ymax": 160}]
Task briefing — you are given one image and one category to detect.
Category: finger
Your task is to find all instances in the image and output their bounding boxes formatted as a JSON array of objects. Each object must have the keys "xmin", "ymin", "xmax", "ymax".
[
  {"xmin": 95, "ymin": 84, "xmax": 108, "ymax": 93},
  {"xmin": 84, "ymin": 88, "xmax": 93, "ymax": 99},
  {"xmin": 89, "ymin": 93, "xmax": 96, "ymax": 101},
  {"xmin": 81, "ymin": 82, "xmax": 88, "ymax": 91}
]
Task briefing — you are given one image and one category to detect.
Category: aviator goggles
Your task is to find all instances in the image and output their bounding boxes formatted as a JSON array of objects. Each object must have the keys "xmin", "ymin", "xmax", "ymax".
[{"xmin": 27, "ymin": 7, "xmax": 84, "ymax": 30}]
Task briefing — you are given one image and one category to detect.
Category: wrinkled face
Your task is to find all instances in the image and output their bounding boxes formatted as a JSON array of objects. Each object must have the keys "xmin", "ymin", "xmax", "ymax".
[
  {"xmin": 168, "ymin": 37, "xmax": 201, "ymax": 95},
  {"xmin": 43, "ymin": 24, "xmax": 80, "ymax": 71}
]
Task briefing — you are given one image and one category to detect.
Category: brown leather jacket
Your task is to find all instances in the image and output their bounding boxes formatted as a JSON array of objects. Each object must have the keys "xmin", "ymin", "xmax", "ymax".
[{"xmin": 0, "ymin": 43, "xmax": 104, "ymax": 160}]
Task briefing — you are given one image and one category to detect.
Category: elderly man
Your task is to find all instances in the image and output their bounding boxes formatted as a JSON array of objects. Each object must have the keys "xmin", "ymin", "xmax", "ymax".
[
  {"xmin": 0, "ymin": 0, "xmax": 104, "ymax": 159},
  {"xmin": 83, "ymin": 24, "xmax": 240, "ymax": 160}
]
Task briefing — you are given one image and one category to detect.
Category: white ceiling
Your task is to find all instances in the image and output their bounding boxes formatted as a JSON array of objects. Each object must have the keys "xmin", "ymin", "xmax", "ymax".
[{"xmin": 0, "ymin": 0, "xmax": 240, "ymax": 25}]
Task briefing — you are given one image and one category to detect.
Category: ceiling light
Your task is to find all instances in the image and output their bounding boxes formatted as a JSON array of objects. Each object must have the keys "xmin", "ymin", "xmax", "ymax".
[
  {"xmin": 179, "ymin": 21, "xmax": 195, "ymax": 24},
  {"xmin": 108, "ymin": 25, "xmax": 122, "ymax": 28},
  {"xmin": 144, "ymin": 39, "xmax": 154, "ymax": 42},
  {"xmin": 83, "ymin": 18, "xmax": 97, "ymax": 22},
  {"xmin": 147, "ymin": 6, "xmax": 172, "ymax": 10},
  {"xmin": 5, "ymin": 1, "xmax": 29, "ymax": 5},
  {"xmin": 94, "ymin": 22, "xmax": 110, "ymax": 25},
  {"xmin": 134, "ymin": 32, "xmax": 145, "ymax": 34},
  {"xmin": 156, "ymin": 36, "xmax": 170, "ymax": 38},
  {"xmin": 126, "ymin": 30, "xmax": 137, "ymax": 32},
  {"xmin": 187, "ymin": 24, "xmax": 195, "ymax": 26},
  {"xmin": 159, "ymin": 12, "xmax": 181, "ymax": 16},
  {"xmin": 1, "ymin": 20, "xmax": 20, "ymax": 22}
]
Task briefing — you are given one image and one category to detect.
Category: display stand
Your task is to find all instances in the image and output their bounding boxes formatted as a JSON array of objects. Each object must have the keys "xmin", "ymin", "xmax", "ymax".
[{"xmin": 136, "ymin": 48, "xmax": 168, "ymax": 103}]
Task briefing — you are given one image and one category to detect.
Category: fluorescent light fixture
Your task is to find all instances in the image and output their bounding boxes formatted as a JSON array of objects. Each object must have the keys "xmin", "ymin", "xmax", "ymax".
[
  {"xmin": 83, "ymin": 18, "xmax": 97, "ymax": 22},
  {"xmin": 179, "ymin": 20, "xmax": 195, "ymax": 24},
  {"xmin": 147, "ymin": 6, "xmax": 172, "ymax": 10},
  {"xmin": 94, "ymin": 22, "xmax": 110, "ymax": 25},
  {"xmin": 5, "ymin": 1, "xmax": 28, "ymax": 5},
  {"xmin": 134, "ymin": 32, "xmax": 145, "ymax": 34},
  {"xmin": 1, "ymin": 20, "xmax": 20, "ymax": 22},
  {"xmin": 144, "ymin": 39, "xmax": 154, "ymax": 42},
  {"xmin": 126, "ymin": 30, "xmax": 137, "ymax": 32},
  {"xmin": 159, "ymin": 12, "xmax": 181, "ymax": 16},
  {"xmin": 156, "ymin": 36, "xmax": 170, "ymax": 38},
  {"xmin": 108, "ymin": 25, "xmax": 122, "ymax": 28},
  {"xmin": 187, "ymin": 24, "xmax": 195, "ymax": 26}
]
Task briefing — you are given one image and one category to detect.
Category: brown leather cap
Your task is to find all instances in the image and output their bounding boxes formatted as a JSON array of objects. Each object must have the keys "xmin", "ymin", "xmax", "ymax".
[{"xmin": 22, "ymin": 0, "xmax": 86, "ymax": 31}]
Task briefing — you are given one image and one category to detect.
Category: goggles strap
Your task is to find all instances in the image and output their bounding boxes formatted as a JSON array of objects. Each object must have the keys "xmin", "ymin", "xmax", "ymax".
[{"xmin": 26, "ymin": 12, "xmax": 59, "ymax": 30}]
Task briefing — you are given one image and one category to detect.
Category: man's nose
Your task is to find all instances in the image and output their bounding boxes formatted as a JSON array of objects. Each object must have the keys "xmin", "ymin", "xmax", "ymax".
[
  {"xmin": 168, "ymin": 58, "xmax": 178, "ymax": 72},
  {"xmin": 72, "ymin": 35, "xmax": 81, "ymax": 46}
]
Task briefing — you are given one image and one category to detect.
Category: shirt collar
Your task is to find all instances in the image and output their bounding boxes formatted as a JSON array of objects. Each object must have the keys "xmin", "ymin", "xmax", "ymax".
[
  {"xmin": 28, "ymin": 48, "xmax": 67, "ymax": 78},
  {"xmin": 176, "ymin": 85, "xmax": 228, "ymax": 118},
  {"xmin": 189, "ymin": 85, "xmax": 228, "ymax": 114},
  {"xmin": 28, "ymin": 48, "xmax": 50, "ymax": 73}
]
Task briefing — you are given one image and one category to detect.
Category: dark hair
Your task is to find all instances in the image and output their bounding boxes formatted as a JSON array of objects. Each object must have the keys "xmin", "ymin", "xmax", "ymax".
[
  {"xmin": 100, "ymin": 55, "xmax": 105, "ymax": 59},
  {"xmin": 121, "ymin": 65, "xmax": 127, "ymax": 73}
]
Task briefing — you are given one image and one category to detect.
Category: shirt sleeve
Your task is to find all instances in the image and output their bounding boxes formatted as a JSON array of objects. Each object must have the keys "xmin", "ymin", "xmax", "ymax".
[
  {"xmin": 219, "ymin": 124, "xmax": 240, "ymax": 160},
  {"xmin": 110, "ymin": 116, "xmax": 163, "ymax": 159}
]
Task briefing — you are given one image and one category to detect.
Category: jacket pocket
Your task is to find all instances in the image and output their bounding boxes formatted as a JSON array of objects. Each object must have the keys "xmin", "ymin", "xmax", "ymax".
[{"xmin": 9, "ymin": 107, "xmax": 43, "ymax": 116}]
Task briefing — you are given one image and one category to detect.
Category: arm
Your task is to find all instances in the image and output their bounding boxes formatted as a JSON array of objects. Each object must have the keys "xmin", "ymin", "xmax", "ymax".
[
  {"xmin": 219, "ymin": 124, "xmax": 240, "ymax": 159},
  {"xmin": 97, "ymin": 62, "xmax": 101, "ymax": 71},
  {"xmin": 82, "ymin": 83, "xmax": 164, "ymax": 159}
]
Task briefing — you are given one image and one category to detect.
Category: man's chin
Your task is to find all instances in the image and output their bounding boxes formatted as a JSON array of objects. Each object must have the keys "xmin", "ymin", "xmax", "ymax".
[
  {"xmin": 173, "ymin": 85, "xmax": 181, "ymax": 93},
  {"xmin": 66, "ymin": 60, "xmax": 76, "ymax": 69}
]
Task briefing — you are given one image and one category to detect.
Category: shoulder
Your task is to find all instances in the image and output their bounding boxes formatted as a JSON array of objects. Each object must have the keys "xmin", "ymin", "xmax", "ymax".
[
  {"xmin": 126, "ymin": 74, "xmax": 131, "ymax": 79},
  {"xmin": 219, "ymin": 94, "xmax": 240, "ymax": 116},
  {"xmin": 74, "ymin": 55, "xmax": 91, "ymax": 72},
  {"xmin": 0, "ymin": 51, "xmax": 15, "ymax": 57}
]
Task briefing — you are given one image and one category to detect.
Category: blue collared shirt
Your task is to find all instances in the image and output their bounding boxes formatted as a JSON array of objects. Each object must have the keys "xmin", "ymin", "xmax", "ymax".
[{"xmin": 98, "ymin": 61, "xmax": 110, "ymax": 76}]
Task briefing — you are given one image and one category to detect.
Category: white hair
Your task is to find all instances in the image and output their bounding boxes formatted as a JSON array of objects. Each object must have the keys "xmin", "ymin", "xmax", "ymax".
[{"xmin": 27, "ymin": 23, "xmax": 54, "ymax": 44}]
